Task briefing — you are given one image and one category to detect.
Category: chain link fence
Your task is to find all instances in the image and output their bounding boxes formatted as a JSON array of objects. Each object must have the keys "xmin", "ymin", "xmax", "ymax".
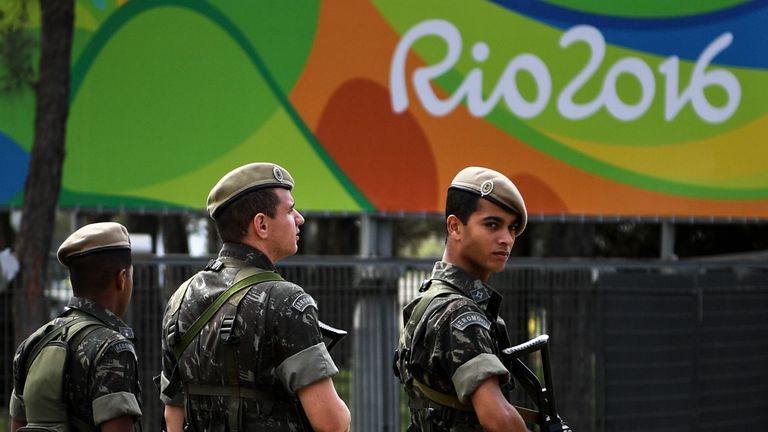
[{"xmin": 2, "ymin": 257, "xmax": 767, "ymax": 431}]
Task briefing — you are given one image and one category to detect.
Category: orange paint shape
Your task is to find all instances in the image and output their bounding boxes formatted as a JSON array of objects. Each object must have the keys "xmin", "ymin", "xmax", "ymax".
[
  {"xmin": 289, "ymin": 2, "xmax": 768, "ymax": 218},
  {"xmin": 315, "ymin": 79, "xmax": 438, "ymax": 212}
]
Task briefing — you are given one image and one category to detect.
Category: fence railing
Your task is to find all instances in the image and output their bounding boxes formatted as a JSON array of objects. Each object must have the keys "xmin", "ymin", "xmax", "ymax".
[{"xmin": 1, "ymin": 256, "xmax": 767, "ymax": 432}]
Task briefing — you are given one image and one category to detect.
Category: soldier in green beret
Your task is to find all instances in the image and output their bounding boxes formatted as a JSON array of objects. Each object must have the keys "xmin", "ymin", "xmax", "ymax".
[
  {"xmin": 395, "ymin": 167, "xmax": 528, "ymax": 432},
  {"xmin": 9, "ymin": 222, "xmax": 142, "ymax": 431},
  {"xmin": 159, "ymin": 162, "xmax": 350, "ymax": 432}
]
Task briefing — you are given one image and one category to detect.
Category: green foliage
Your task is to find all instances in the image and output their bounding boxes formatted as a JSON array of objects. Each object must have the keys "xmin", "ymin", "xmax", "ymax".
[
  {"xmin": 334, "ymin": 368, "xmax": 352, "ymax": 403},
  {"xmin": 0, "ymin": 409, "xmax": 8, "ymax": 431},
  {"xmin": 0, "ymin": 0, "xmax": 36, "ymax": 94}
]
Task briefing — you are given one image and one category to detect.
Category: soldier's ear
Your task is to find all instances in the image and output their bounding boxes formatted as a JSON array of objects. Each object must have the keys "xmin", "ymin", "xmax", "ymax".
[
  {"xmin": 116, "ymin": 268, "xmax": 127, "ymax": 291},
  {"xmin": 446, "ymin": 215, "xmax": 462, "ymax": 239},
  {"xmin": 252, "ymin": 213, "xmax": 269, "ymax": 240}
]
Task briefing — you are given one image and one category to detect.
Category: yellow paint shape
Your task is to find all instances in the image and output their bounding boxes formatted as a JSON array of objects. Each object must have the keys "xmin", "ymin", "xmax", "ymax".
[
  {"xmin": 543, "ymin": 114, "xmax": 768, "ymax": 188},
  {"xmin": 118, "ymin": 108, "xmax": 360, "ymax": 212}
]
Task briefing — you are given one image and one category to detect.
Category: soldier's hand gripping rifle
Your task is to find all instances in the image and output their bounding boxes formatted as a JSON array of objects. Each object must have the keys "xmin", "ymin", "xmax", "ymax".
[{"xmin": 502, "ymin": 335, "xmax": 573, "ymax": 432}]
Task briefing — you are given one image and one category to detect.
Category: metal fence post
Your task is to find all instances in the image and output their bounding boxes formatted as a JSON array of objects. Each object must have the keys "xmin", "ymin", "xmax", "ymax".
[{"xmin": 353, "ymin": 215, "xmax": 400, "ymax": 431}]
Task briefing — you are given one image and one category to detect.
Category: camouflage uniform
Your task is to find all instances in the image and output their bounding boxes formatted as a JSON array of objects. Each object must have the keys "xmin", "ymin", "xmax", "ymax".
[
  {"xmin": 396, "ymin": 261, "xmax": 511, "ymax": 431},
  {"xmin": 9, "ymin": 297, "xmax": 142, "ymax": 430},
  {"xmin": 160, "ymin": 242, "xmax": 338, "ymax": 431}
]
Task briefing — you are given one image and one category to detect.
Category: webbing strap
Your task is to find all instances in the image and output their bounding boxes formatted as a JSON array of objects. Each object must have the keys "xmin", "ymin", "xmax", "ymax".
[
  {"xmin": 513, "ymin": 406, "xmax": 541, "ymax": 425},
  {"xmin": 173, "ymin": 271, "xmax": 283, "ymax": 361},
  {"xmin": 25, "ymin": 317, "xmax": 86, "ymax": 374},
  {"xmin": 186, "ymin": 384, "xmax": 278, "ymax": 401},
  {"xmin": 413, "ymin": 379, "xmax": 540, "ymax": 423},
  {"xmin": 402, "ymin": 282, "xmax": 460, "ymax": 348},
  {"xmin": 413, "ymin": 379, "xmax": 472, "ymax": 412},
  {"xmin": 18, "ymin": 314, "xmax": 104, "ymax": 432},
  {"xmin": 414, "ymin": 375, "xmax": 540, "ymax": 424},
  {"xmin": 20, "ymin": 315, "xmax": 103, "ymax": 393},
  {"xmin": 402, "ymin": 282, "xmax": 468, "ymax": 413}
]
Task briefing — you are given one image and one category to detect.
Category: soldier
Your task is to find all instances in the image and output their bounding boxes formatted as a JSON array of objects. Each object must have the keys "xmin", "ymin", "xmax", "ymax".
[
  {"xmin": 9, "ymin": 222, "xmax": 142, "ymax": 431},
  {"xmin": 159, "ymin": 162, "xmax": 350, "ymax": 432},
  {"xmin": 395, "ymin": 167, "xmax": 529, "ymax": 432}
]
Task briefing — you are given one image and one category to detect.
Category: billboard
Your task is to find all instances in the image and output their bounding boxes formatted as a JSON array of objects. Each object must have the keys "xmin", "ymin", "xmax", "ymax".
[{"xmin": 1, "ymin": 0, "xmax": 767, "ymax": 218}]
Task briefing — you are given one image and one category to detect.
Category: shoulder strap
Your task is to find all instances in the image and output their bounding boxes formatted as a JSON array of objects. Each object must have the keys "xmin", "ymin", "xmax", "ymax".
[
  {"xmin": 17, "ymin": 314, "xmax": 104, "ymax": 395},
  {"xmin": 413, "ymin": 379, "xmax": 473, "ymax": 411},
  {"xmin": 173, "ymin": 271, "xmax": 284, "ymax": 361},
  {"xmin": 402, "ymin": 281, "xmax": 472, "ymax": 413},
  {"xmin": 168, "ymin": 276, "xmax": 196, "ymax": 318},
  {"xmin": 402, "ymin": 280, "xmax": 461, "ymax": 348}
]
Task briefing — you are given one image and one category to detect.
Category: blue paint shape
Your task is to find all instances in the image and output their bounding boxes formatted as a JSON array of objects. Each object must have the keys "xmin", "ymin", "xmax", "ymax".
[
  {"xmin": 0, "ymin": 132, "xmax": 29, "ymax": 204},
  {"xmin": 491, "ymin": 0, "xmax": 768, "ymax": 69}
]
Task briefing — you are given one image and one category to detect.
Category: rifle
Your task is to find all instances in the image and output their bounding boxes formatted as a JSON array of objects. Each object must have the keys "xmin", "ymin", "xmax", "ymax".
[
  {"xmin": 501, "ymin": 335, "xmax": 572, "ymax": 432},
  {"xmin": 319, "ymin": 320, "xmax": 347, "ymax": 351}
]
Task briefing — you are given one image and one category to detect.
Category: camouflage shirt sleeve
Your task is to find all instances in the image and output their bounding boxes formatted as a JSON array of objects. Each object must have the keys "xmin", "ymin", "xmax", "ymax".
[
  {"xmin": 88, "ymin": 332, "xmax": 142, "ymax": 425},
  {"xmin": 431, "ymin": 301, "xmax": 509, "ymax": 404},
  {"xmin": 272, "ymin": 286, "xmax": 338, "ymax": 393},
  {"xmin": 159, "ymin": 285, "xmax": 186, "ymax": 406},
  {"xmin": 9, "ymin": 340, "xmax": 26, "ymax": 421}
]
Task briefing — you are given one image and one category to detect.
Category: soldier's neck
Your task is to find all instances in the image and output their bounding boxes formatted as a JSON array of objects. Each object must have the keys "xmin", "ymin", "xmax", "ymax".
[{"xmin": 442, "ymin": 248, "xmax": 490, "ymax": 283}]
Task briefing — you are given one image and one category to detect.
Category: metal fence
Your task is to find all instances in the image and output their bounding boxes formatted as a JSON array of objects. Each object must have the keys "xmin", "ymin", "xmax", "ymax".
[{"xmin": 2, "ymin": 257, "xmax": 767, "ymax": 432}]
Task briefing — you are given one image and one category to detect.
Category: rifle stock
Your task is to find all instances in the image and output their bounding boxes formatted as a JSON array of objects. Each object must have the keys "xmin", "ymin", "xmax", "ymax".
[{"xmin": 319, "ymin": 320, "xmax": 348, "ymax": 351}]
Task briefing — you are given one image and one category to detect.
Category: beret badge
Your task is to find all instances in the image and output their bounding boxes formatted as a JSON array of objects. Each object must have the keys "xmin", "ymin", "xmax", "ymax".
[
  {"xmin": 273, "ymin": 166, "xmax": 284, "ymax": 183},
  {"xmin": 480, "ymin": 180, "xmax": 494, "ymax": 196}
]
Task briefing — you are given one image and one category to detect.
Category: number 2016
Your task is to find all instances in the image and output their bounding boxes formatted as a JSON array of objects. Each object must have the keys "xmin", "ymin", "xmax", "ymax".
[{"xmin": 391, "ymin": 19, "xmax": 740, "ymax": 124}]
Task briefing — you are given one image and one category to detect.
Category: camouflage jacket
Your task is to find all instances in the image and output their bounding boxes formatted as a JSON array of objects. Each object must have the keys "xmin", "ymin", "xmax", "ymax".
[
  {"xmin": 160, "ymin": 242, "xmax": 338, "ymax": 431},
  {"xmin": 9, "ymin": 297, "xmax": 142, "ymax": 430},
  {"xmin": 396, "ymin": 261, "xmax": 511, "ymax": 431}
]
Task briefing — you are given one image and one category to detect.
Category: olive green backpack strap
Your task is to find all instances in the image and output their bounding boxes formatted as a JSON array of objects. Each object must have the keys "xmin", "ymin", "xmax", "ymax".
[
  {"xmin": 21, "ymin": 317, "xmax": 87, "ymax": 372},
  {"xmin": 17, "ymin": 315, "xmax": 103, "ymax": 393},
  {"xmin": 401, "ymin": 281, "xmax": 474, "ymax": 414},
  {"xmin": 412, "ymin": 379, "xmax": 473, "ymax": 411},
  {"xmin": 172, "ymin": 271, "xmax": 284, "ymax": 362},
  {"xmin": 401, "ymin": 280, "xmax": 461, "ymax": 348},
  {"xmin": 17, "ymin": 313, "xmax": 104, "ymax": 432}
]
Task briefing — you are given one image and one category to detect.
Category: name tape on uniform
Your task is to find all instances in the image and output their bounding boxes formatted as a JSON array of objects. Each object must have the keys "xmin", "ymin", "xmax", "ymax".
[
  {"xmin": 292, "ymin": 293, "xmax": 317, "ymax": 313},
  {"xmin": 451, "ymin": 311, "xmax": 491, "ymax": 331},
  {"xmin": 112, "ymin": 341, "xmax": 137, "ymax": 360}
]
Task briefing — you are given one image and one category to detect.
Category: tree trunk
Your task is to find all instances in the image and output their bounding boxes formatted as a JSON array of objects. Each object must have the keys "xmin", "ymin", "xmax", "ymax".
[
  {"xmin": 162, "ymin": 214, "xmax": 189, "ymax": 254},
  {"xmin": 0, "ymin": 211, "xmax": 14, "ymax": 250},
  {"xmin": 12, "ymin": 0, "xmax": 74, "ymax": 346}
]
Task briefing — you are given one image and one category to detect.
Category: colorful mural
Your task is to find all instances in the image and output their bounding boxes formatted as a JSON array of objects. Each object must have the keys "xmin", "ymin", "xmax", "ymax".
[{"xmin": 1, "ymin": 0, "xmax": 766, "ymax": 218}]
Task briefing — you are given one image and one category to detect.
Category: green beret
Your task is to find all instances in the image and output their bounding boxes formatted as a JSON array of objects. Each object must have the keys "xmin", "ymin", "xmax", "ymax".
[
  {"xmin": 207, "ymin": 162, "xmax": 294, "ymax": 218},
  {"xmin": 450, "ymin": 166, "xmax": 527, "ymax": 235},
  {"xmin": 57, "ymin": 222, "xmax": 131, "ymax": 266}
]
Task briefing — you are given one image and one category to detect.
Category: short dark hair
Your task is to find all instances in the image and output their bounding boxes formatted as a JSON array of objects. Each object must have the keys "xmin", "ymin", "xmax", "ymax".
[
  {"xmin": 445, "ymin": 188, "xmax": 480, "ymax": 225},
  {"xmin": 68, "ymin": 249, "xmax": 132, "ymax": 297},
  {"xmin": 214, "ymin": 188, "xmax": 280, "ymax": 242}
]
